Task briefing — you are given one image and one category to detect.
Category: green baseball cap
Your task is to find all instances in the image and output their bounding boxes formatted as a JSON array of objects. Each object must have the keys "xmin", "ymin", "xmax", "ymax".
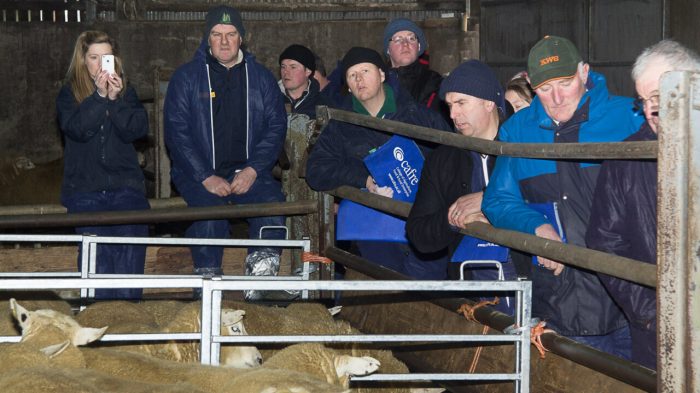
[{"xmin": 527, "ymin": 35, "xmax": 582, "ymax": 89}]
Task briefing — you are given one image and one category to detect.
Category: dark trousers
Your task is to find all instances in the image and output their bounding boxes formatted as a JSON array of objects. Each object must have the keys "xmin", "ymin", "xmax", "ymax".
[
  {"xmin": 176, "ymin": 175, "xmax": 286, "ymax": 271},
  {"xmin": 356, "ymin": 241, "xmax": 449, "ymax": 280},
  {"xmin": 62, "ymin": 187, "xmax": 150, "ymax": 300}
]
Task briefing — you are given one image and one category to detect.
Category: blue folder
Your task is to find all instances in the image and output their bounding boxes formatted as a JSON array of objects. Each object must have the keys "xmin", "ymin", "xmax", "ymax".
[
  {"xmin": 336, "ymin": 198, "xmax": 408, "ymax": 243},
  {"xmin": 363, "ymin": 135, "xmax": 424, "ymax": 203}
]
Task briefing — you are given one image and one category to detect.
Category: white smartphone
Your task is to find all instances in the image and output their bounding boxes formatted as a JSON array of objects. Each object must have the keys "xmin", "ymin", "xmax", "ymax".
[{"xmin": 101, "ymin": 54, "xmax": 115, "ymax": 75}]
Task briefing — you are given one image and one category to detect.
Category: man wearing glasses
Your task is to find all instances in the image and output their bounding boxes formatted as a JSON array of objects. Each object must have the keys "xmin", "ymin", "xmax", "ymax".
[
  {"xmin": 383, "ymin": 18, "xmax": 448, "ymax": 120},
  {"xmin": 586, "ymin": 40, "xmax": 700, "ymax": 370},
  {"xmin": 164, "ymin": 6, "xmax": 287, "ymax": 300},
  {"xmin": 483, "ymin": 36, "xmax": 644, "ymax": 358}
]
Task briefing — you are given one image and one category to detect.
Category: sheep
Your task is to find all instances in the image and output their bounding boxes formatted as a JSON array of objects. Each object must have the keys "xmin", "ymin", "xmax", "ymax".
[
  {"xmin": 0, "ymin": 291, "xmax": 73, "ymax": 336},
  {"xmin": 10, "ymin": 298, "xmax": 106, "ymax": 347},
  {"xmin": 4, "ymin": 299, "xmax": 376, "ymax": 393},
  {"xmin": 75, "ymin": 299, "xmax": 262, "ymax": 368},
  {"xmin": 259, "ymin": 343, "xmax": 381, "ymax": 388},
  {"xmin": 0, "ymin": 367, "xmax": 210, "ymax": 393},
  {"xmin": 221, "ymin": 300, "xmax": 419, "ymax": 393}
]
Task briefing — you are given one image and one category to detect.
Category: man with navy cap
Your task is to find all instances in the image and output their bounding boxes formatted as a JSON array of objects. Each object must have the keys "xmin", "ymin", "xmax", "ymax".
[
  {"xmin": 482, "ymin": 36, "xmax": 644, "ymax": 356},
  {"xmin": 406, "ymin": 60, "xmax": 519, "ymax": 299},
  {"xmin": 383, "ymin": 18, "xmax": 447, "ymax": 119},
  {"xmin": 278, "ymin": 44, "xmax": 327, "ymax": 118},
  {"xmin": 164, "ymin": 5, "xmax": 287, "ymax": 300}
]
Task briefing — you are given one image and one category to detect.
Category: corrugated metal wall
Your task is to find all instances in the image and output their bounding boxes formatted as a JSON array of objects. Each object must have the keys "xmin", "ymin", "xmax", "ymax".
[{"xmin": 480, "ymin": 0, "xmax": 665, "ymax": 96}]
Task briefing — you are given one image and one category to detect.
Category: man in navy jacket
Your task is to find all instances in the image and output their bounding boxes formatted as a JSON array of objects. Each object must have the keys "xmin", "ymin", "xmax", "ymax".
[
  {"xmin": 586, "ymin": 40, "xmax": 700, "ymax": 369},
  {"xmin": 164, "ymin": 6, "xmax": 287, "ymax": 299}
]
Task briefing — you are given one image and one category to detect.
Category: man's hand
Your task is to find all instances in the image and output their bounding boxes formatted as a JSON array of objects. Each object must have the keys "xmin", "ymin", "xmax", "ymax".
[
  {"xmin": 231, "ymin": 167, "xmax": 257, "ymax": 195},
  {"xmin": 203, "ymin": 175, "xmax": 232, "ymax": 197},
  {"xmin": 365, "ymin": 176, "xmax": 393, "ymax": 198},
  {"xmin": 366, "ymin": 176, "xmax": 378, "ymax": 193},
  {"xmin": 447, "ymin": 191, "xmax": 484, "ymax": 227},
  {"xmin": 534, "ymin": 223, "xmax": 565, "ymax": 276},
  {"xmin": 459, "ymin": 212, "xmax": 490, "ymax": 228}
]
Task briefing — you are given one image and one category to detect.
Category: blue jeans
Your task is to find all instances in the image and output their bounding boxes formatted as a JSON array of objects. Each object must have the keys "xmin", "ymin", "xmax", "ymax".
[
  {"xmin": 62, "ymin": 188, "xmax": 149, "ymax": 300},
  {"xmin": 569, "ymin": 324, "xmax": 632, "ymax": 360},
  {"xmin": 175, "ymin": 174, "xmax": 286, "ymax": 271}
]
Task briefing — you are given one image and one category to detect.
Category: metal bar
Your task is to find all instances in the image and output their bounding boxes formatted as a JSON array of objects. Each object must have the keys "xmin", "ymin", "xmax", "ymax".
[
  {"xmin": 325, "ymin": 246, "xmax": 657, "ymax": 392},
  {"xmin": 215, "ymin": 334, "xmax": 523, "ymax": 344},
  {"xmin": 81, "ymin": 236, "xmax": 309, "ymax": 248},
  {"xmin": 0, "ymin": 277, "xmax": 528, "ymax": 292},
  {"xmin": 353, "ymin": 373, "xmax": 520, "ymax": 381},
  {"xmin": 321, "ymin": 107, "xmax": 657, "ymax": 159},
  {"xmin": 329, "ymin": 185, "xmax": 657, "ymax": 287},
  {"xmin": 656, "ymin": 71, "xmax": 700, "ymax": 392},
  {"xmin": 0, "ymin": 200, "xmax": 317, "ymax": 229}
]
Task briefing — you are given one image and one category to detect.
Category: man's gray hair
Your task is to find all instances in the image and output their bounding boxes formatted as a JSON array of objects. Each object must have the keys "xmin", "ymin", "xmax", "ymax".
[{"xmin": 632, "ymin": 39, "xmax": 700, "ymax": 81}]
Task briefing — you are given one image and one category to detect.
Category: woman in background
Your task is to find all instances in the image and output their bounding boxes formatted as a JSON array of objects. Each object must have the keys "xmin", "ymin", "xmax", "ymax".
[
  {"xmin": 505, "ymin": 71, "xmax": 534, "ymax": 112},
  {"xmin": 56, "ymin": 30, "xmax": 149, "ymax": 300}
]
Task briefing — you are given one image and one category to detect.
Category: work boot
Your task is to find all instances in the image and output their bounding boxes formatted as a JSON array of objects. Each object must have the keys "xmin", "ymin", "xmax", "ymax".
[{"xmin": 244, "ymin": 249, "xmax": 280, "ymax": 301}]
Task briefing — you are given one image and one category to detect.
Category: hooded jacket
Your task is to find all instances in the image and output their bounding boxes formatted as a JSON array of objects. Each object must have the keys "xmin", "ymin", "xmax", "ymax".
[
  {"xmin": 585, "ymin": 122, "xmax": 657, "ymax": 330},
  {"xmin": 482, "ymin": 71, "xmax": 644, "ymax": 335},
  {"xmin": 164, "ymin": 39, "xmax": 287, "ymax": 189},
  {"xmin": 390, "ymin": 60, "xmax": 448, "ymax": 120},
  {"xmin": 57, "ymin": 85, "xmax": 147, "ymax": 198},
  {"xmin": 305, "ymin": 84, "xmax": 450, "ymax": 192}
]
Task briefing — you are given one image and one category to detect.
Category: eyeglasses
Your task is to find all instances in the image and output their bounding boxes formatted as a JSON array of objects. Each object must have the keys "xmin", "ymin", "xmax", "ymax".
[
  {"xmin": 634, "ymin": 94, "xmax": 660, "ymax": 112},
  {"xmin": 389, "ymin": 35, "xmax": 418, "ymax": 46}
]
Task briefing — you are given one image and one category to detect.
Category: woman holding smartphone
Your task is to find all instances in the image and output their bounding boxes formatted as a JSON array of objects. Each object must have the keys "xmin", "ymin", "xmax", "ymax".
[{"xmin": 57, "ymin": 30, "xmax": 150, "ymax": 300}]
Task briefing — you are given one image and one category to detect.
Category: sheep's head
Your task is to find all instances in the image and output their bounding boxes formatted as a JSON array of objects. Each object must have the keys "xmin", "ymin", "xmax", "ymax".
[
  {"xmin": 220, "ymin": 309, "xmax": 263, "ymax": 369},
  {"xmin": 10, "ymin": 298, "xmax": 107, "ymax": 346}
]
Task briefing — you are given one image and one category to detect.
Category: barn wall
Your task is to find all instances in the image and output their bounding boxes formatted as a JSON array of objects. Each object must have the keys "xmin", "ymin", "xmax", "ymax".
[
  {"xmin": 669, "ymin": 0, "xmax": 700, "ymax": 54},
  {"xmin": 480, "ymin": 0, "xmax": 666, "ymax": 97},
  {"xmin": 0, "ymin": 2, "xmax": 469, "ymax": 177}
]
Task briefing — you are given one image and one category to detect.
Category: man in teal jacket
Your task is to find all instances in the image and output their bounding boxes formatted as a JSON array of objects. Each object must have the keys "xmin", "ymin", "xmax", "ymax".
[{"xmin": 482, "ymin": 36, "xmax": 644, "ymax": 357}]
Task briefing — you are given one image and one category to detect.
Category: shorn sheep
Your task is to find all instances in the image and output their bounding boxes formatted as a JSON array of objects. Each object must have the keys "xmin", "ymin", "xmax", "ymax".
[
  {"xmin": 2, "ymin": 299, "xmax": 382, "ymax": 393},
  {"xmin": 74, "ymin": 299, "xmax": 263, "ymax": 368}
]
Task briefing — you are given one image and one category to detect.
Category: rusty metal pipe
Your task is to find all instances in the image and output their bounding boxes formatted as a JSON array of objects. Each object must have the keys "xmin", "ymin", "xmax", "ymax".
[
  {"xmin": 329, "ymin": 185, "xmax": 657, "ymax": 288},
  {"xmin": 0, "ymin": 197, "xmax": 188, "ymax": 216},
  {"xmin": 325, "ymin": 246, "xmax": 657, "ymax": 392},
  {"xmin": 320, "ymin": 106, "xmax": 657, "ymax": 159},
  {"xmin": 0, "ymin": 200, "xmax": 317, "ymax": 229}
]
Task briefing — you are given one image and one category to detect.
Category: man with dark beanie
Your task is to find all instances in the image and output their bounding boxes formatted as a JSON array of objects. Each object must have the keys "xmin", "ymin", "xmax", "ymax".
[
  {"xmin": 278, "ymin": 44, "xmax": 327, "ymax": 118},
  {"xmin": 406, "ymin": 60, "xmax": 519, "ymax": 311},
  {"xmin": 306, "ymin": 47, "xmax": 452, "ymax": 280},
  {"xmin": 383, "ymin": 18, "xmax": 448, "ymax": 121},
  {"xmin": 164, "ymin": 5, "xmax": 287, "ymax": 300}
]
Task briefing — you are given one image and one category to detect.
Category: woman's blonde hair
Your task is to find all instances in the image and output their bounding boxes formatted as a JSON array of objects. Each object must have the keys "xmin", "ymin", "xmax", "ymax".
[{"xmin": 65, "ymin": 30, "xmax": 126, "ymax": 103}]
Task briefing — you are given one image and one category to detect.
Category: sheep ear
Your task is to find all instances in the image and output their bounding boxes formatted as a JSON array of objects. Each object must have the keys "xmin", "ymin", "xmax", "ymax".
[
  {"xmin": 9, "ymin": 298, "xmax": 30, "ymax": 328},
  {"xmin": 222, "ymin": 309, "xmax": 245, "ymax": 326},
  {"xmin": 327, "ymin": 305, "xmax": 342, "ymax": 316},
  {"xmin": 73, "ymin": 326, "xmax": 107, "ymax": 346},
  {"xmin": 40, "ymin": 340, "xmax": 71, "ymax": 359}
]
